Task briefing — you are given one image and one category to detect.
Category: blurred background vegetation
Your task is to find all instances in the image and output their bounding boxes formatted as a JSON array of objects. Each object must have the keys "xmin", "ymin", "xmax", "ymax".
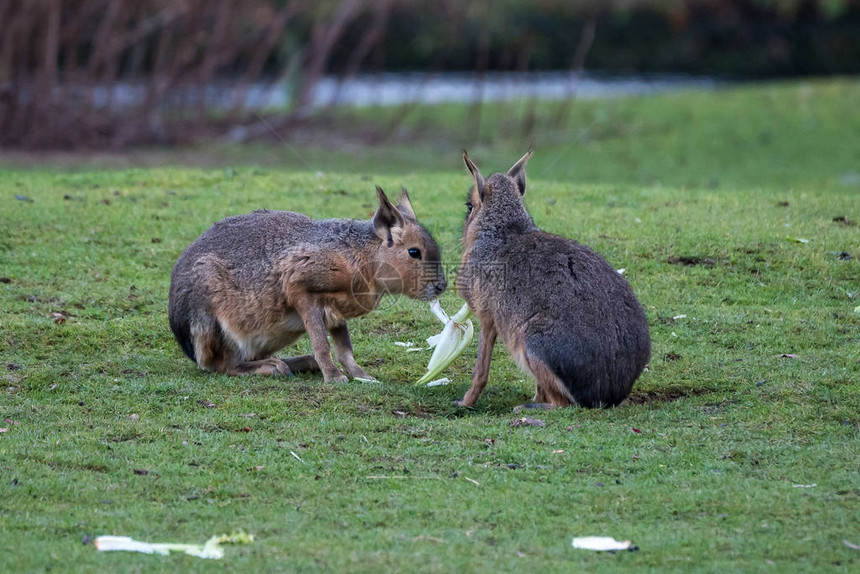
[{"xmin": 1, "ymin": 0, "xmax": 859, "ymax": 149}]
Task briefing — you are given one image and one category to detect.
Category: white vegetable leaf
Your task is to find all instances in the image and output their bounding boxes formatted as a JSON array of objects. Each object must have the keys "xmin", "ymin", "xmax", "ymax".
[{"xmin": 416, "ymin": 301, "xmax": 473, "ymax": 385}]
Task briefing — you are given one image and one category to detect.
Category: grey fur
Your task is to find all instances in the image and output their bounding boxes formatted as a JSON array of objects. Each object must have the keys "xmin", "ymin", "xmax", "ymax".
[{"xmin": 457, "ymin": 150, "xmax": 650, "ymax": 408}]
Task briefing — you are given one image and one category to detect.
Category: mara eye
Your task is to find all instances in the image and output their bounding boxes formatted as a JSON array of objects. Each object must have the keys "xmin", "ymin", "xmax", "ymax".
[
  {"xmin": 465, "ymin": 202, "xmax": 473, "ymax": 213},
  {"xmin": 408, "ymin": 248, "xmax": 422, "ymax": 260}
]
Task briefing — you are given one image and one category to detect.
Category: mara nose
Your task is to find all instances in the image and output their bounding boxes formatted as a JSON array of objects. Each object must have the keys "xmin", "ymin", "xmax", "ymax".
[{"xmin": 435, "ymin": 276, "xmax": 447, "ymax": 295}]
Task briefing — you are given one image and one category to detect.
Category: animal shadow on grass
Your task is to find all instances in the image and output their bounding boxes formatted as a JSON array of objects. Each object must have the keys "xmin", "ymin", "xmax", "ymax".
[
  {"xmin": 626, "ymin": 386, "xmax": 711, "ymax": 406},
  {"xmin": 441, "ymin": 388, "xmax": 536, "ymax": 417},
  {"xmin": 440, "ymin": 386, "xmax": 711, "ymax": 414}
]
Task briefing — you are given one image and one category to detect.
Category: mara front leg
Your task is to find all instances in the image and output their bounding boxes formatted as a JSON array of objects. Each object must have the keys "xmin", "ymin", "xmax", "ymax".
[
  {"xmin": 455, "ymin": 317, "xmax": 497, "ymax": 407},
  {"xmin": 294, "ymin": 299, "xmax": 348, "ymax": 384},
  {"xmin": 329, "ymin": 323, "xmax": 373, "ymax": 380}
]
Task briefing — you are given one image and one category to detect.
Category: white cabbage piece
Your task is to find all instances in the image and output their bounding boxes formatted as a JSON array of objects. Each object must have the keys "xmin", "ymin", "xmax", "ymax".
[
  {"xmin": 571, "ymin": 536, "xmax": 632, "ymax": 551},
  {"xmin": 416, "ymin": 301, "xmax": 473, "ymax": 385},
  {"xmin": 94, "ymin": 531, "xmax": 253, "ymax": 559}
]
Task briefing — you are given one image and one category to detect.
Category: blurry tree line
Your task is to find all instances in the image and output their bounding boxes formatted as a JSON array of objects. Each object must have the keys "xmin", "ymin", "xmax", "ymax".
[{"xmin": 1, "ymin": 0, "xmax": 858, "ymax": 149}]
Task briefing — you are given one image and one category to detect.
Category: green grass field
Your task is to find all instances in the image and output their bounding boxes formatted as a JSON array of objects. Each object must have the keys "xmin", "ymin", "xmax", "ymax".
[{"xmin": 1, "ymin": 80, "xmax": 859, "ymax": 572}]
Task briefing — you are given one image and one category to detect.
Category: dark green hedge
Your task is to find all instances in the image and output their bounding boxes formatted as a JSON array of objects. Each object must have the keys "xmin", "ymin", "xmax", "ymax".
[{"xmin": 328, "ymin": 0, "xmax": 860, "ymax": 78}]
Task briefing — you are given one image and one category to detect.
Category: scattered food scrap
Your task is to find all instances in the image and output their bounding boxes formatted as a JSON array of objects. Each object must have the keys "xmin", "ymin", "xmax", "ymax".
[
  {"xmin": 425, "ymin": 378, "xmax": 450, "ymax": 387},
  {"xmin": 94, "ymin": 530, "xmax": 253, "ymax": 559},
  {"xmin": 572, "ymin": 536, "xmax": 636, "ymax": 552},
  {"xmin": 416, "ymin": 301, "xmax": 474, "ymax": 385}
]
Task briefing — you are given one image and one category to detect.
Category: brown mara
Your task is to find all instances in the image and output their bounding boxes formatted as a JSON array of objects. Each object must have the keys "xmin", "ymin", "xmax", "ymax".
[
  {"xmin": 455, "ymin": 150, "xmax": 651, "ymax": 409},
  {"xmin": 168, "ymin": 187, "xmax": 446, "ymax": 383}
]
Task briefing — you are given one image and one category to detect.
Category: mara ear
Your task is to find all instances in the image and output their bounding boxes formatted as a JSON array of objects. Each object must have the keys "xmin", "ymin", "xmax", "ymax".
[
  {"xmin": 506, "ymin": 147, "xmax": 533, "ymax": 195},
  {"xmin": 373, "ymin": 186, "xmax": 405, "ymax": 246},
  {"xmin": 396, "ymin": 187, "xmax": 417, "ymax": 220},
  {"xmin": 463, "ymin": 150, "xmax": 487, "ymax": 201}
]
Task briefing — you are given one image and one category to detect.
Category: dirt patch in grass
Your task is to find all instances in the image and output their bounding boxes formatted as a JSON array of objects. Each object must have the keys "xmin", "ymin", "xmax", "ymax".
[
  {"xmin": 23, "ymin": 454, "xmax": 109, "ymax": 473},
  {"xmin": 668, "ymin": 255, "xmax": 718, "ymax": 267},
  {"xmin": 107, "ymin": 433, "xmax": 143, "ymax": 442},
  {"xmin": 627, "ymin": 386, "xmax": 711, "ymax": 405},
  {"xmin": 391, "ymin": 405, "xmax": 437, "ymax": 419},
  {"xmin": 697, "ymin": 398, "xmax": 740, "ymax": 415}
]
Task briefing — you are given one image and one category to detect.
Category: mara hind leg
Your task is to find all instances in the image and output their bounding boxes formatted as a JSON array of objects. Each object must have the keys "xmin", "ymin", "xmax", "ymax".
[
  {"xmin": 228, "ymin": 358, "xmax": 293, "ymax": 376},
  {"xmin": 515, "ymin": 352, "xmax": 575, "ymax": 410},
  {"xmin": 228, "ymin": 353, "xmax": 320, "ymax": 376},
  {"xmin": 281, "ymin": 354, "xmax": 321, "ymax": 375},
  {"xmin": 187, "ymin": 256, "xmax": 299, "ymax": 377},
  {"xmin": 191, "ymin": 319, "xmax": 297, "ymax": 376},
  {"xmin": 190, "ymin": 319, "xmax": 236, "ymax": 374},
  {"xmin": 517, "ymin": 384, "xmax": 549, "ymax": 409},
  {"xmin": 202, "ymin": 349, "xmax": 320, "ymax": 377},
  {"xmin": 222, "ymin": 347, "xmax": 322, "ymax": 377}
]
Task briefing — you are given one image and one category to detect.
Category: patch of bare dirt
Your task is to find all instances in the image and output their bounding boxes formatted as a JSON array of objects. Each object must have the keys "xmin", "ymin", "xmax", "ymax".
[
  {"xmin": 667, "ymin": 255, "xmax": 718, "ymax": 268},
  {"xmin": 626, "ymin": 387, "xmax": 711, "ymax": 405}
]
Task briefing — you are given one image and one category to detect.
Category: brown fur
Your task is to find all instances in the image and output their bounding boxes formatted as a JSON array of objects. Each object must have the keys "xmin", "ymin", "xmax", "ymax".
[
  {"xmin": 169, "ymin": 187, "xmax": 446, "ymax": 382},
  {"xmin": 455, "ymin": 150, "xmax": 651, "ymax": 409}
]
